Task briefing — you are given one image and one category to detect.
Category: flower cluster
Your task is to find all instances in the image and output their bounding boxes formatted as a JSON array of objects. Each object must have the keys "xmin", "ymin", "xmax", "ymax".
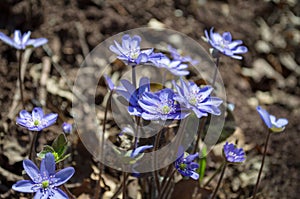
[{"xmin": 12, "ymin": 153, "xmax": 74, "ymax": 199}]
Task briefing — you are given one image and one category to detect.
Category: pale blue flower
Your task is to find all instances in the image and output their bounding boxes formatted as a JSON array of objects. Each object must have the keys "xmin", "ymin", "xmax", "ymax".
[
  {"xmin": 204, "ymin": 27, "xmax": 248, "ymax": 59},
  {"xmin": 256, "ymin": 106, "xmax": 288, "ymax": 132},
  {"xmin": 0, "ymin": 30, "xmax": 48, "ymax": 50},
  {"xmin": 173, "ymin": 78, "xmax": 223, "ymax": 118},
  {"xmin": 16, "ymin": 107, "xmax": 58, "ymax": 131},
  {"xmin": 12, "ymin": 153, "xmax": 74, "ymax": 199}
]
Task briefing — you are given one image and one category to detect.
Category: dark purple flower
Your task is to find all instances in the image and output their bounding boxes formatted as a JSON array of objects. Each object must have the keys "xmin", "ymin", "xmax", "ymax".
[
  {"xmin": 115, "ymin": 77, "xmax": 150, "ymax": 116},
  {"xmin": 168, "ymin": 45, "xmax": 198, "ymax": 65},
  {"xmin": 223, "ymin": 142, "xmax": 245, "ymax": 163},
  {"xmin": 16, "ymin": 107, "xmax": 58, "ymax": 131},
  {"xmin": 173, "ymin": 78, "xmax": 223, "ymax": 118},
  {"xmin": 256, "ymin": 106, "xmax": 288, "ymax": 133},
  {"xmin": 174, "ymin": 148, "xmax": 199, "ymax": 180},
  {"xmin": 12, "ymin": 153, "xmax": 75, "ymax": 199},
  {"xmin": 204, "ymin": 28, "xmax": 248, "ymax": 59},
  {"xmin": 0, "ymin": 30, "xmax": 48, "ymax": 50},
  {"xmin": 62, "ymin": 122, "xmax": 73, "ymax": 134},
  {"xmin": 138, "ymin": 88, "xmax": 185, "ymax": 120},
  {"xmin": 152, "ymin": 56, "xmax": 189, "ymax": 76},
  {"xmin": 109, "ymin": 34, "xmax": 154, "ymax": 65}
]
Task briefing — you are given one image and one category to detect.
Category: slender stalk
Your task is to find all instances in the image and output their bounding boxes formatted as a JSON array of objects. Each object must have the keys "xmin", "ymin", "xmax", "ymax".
[
  {"xmin": 18, "ymin": 50, "xmax": 25, "ymax": 108},
  {"xmin": 122, "ymin": 172, "xmax": 127, "ymax": 199},
  {"xmin": 203, "ymin": 162, "xmax": 225, "ymax": 187},
  {"xmin": 158, "ymin": 169, "xmax": 176, "ymax": 199},
  {"xmin": 160, "ymin": 164, "xmax": 173, "ymax": 191},
  {"xmin": 132, "ymin": 65, "xmax": 137, "ymax": 88},
  {"xmin": 210, "ymin": 162, "xmax": 227, "ymax": 199},
  {"xmin": 133, "ymin": 116, "xmax": 141, "ymax": 151},
  {"xmin": 94, "ymin": 91, "xmax": 113, "ymax": 199},
  {"xmin": 212, "ymin": 57, "xmax": 220, "ymax": 88},
  {"xmin": 62, "ymin": 184, "xmax": 76, "ymax": 199},
  {"xmin": 192, "ymin": 117, "xmax": 207, "ymax": 154},
  {"xmin": 252, "ymin": 130, "xmax": 271, "ymax": 199},
  {"xmin": 28, "ymin": 131, "xmax": 38, "ymax": 162},
  {"xmin": 153, "ymin": 129, "xmax": 163, "ymax": 195}
]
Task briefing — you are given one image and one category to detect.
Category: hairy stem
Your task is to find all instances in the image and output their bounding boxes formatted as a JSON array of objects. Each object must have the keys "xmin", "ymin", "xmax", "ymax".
[
  {"xmin": 132, "ymin": 65, "xmax": 137, "ymax": 88},
  {"xmin": 28, "ymin": 131, "xmax": 38, "ymax": 162},
  {"xmin": 212, "ymin": 57, "xmax": 220, "ymax": 88},
  {"xmin": 192, "ymin": 117, "xmax": 207, "ymax": 154},
  {"xmin": 203, "ymin": 162, "xmax": 225, "ymax": 187},
  {"xmin": 18, "ymin": 50, "xmax": 25, "ymax": 108},
  {"xmin": 210, "ymin": 162, "xmax": 227, "ymax": 199},
  {"xmin": 158, "ymin": 169, "xmax": 176, "ymax": 199},
  {"xmin": 153, "ymin": 129, "xmax": 163, "ymax": 195},
  {"xmin": 252, "ymin": 129, "xmax": 271, "ymax": 199}
]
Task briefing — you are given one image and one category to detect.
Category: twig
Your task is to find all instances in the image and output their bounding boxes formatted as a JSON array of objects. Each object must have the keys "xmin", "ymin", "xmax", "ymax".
[{"xmin": 210, "ymin": 162, "xmax": 227, "ymax": 199}]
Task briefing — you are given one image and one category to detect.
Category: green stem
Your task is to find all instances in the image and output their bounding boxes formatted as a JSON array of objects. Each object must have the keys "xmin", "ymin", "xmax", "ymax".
[
  {"xmin": 18, "ymin": 50, "xmax": 25, "ymax": 108},
  {"xmin": 252, "ymin": 129, "xmax": 271, "ymax": 199},
  {"xmin": 210, "ymin": 162, "xmax": 227, "ymax": 199}
]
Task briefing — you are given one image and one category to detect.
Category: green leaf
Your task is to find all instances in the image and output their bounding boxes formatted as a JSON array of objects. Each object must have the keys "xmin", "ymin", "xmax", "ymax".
[
  {"xmin": 37, "ymin": 145, "xmax": 55, "ymax": 159},
  {"xmin": 52, "ymin": 133, "xmax": 68, "ymax": 156}
]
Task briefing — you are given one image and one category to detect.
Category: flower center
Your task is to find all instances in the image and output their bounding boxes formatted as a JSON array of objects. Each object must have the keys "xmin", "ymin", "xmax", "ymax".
[
  {"xmin": 33, "ymin": 120, "xmax": 40, "ymax": 126},
  {"xmin": 162, "ymin": 105, "xmax": 171, "ymax": 114},
  {"xmin": 189, "ymin": 97, "xmax": 197, "ymax": 105},
  {"xmin": 179, "ymin": 163, "xmax": 187, "ymax": 170},
  {"xmin": 41, "ymin": 180, "xmax": 49, "ymax": 189}
]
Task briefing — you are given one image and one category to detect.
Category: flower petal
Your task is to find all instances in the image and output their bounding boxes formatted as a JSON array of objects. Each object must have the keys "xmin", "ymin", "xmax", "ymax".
[
  {"xmin": 12, "ymin": 180, "xmax": 35, "ymax": 193},
  {"xmin": 52, "ymin": 188, "xmax": 69, "ymax": 199},
  {"xmin": 0, "ymin": 32, "xmax": 15, "ymax": 47},
  {"xmin": 256, "ymin": 106, "xmax": 272, "ymax": 128},
  {"xmin": 44, "ymin": 153, "xmax": 56, "ymax": 175},
  {"xmin": 131, "ymin": 145, "xmax": 153, "ymax": 157},
  {"xmin": 53, "ymin": 167, "xmax": 75, "ymax": 187},
  {"xmin": 23, "ymin": 159, "xmax": 40, "ymax": 182},
  {"xmin": 14, "ymin": 30, "xmax": 22, "ymax": 45},
  {"xmin": 21, "ymin": 31, "xmax": 31, "ymax": 44},
  {"xmin": 32, "ymin": 107, "xmax": 44, "ymax": 123},
  {"xmin": 43, "ymin": 113, "xmax": 58, "ymax": 127},
  {"xmin": 34, "ymin": 189, "xmax": 49, "ymax": 199},
  {"xmin": 27, "ymin": 38, "xmax": 48, "ymax": 48}
]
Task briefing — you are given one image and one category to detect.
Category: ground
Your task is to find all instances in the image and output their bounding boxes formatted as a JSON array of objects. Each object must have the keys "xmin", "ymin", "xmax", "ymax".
[{"xmin": 0, "ymin": 0, "xmax": 299, "ymax": 199}]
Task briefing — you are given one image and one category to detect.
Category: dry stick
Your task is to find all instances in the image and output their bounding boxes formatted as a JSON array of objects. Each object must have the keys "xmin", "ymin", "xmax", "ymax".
[
  {"xmin": 18, "ymin": 50, "xmax": 25, "ymax": 108},
  {"xmin": 111, "ymin": 173, "xmax": 129, "ymax": 199},
  {"xmin": 94, "ymin": 91, "xmax": 113, "ymax": 199},
  {"xmin": 210, "ymin": 162, "xmax": 227, "ymax": 199},
  {"xmin": 203, "ymin": 162, "xmax": 225, "ymax": 188},
  {"xmin": 192, "ymin": 117, "xmax": 207, "ymax": 154},
  {"xmin": 252, "ymin": 129, "xmax": 271, "ymax": 199},
  {"xmin": 153, "ymin": 129, "xmax": 163, "ymax": 195}
]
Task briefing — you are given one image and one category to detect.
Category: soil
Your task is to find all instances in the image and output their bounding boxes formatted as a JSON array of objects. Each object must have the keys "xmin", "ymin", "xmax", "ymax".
[{"xmin": 0, "ymin": 0, "xmax": 299, "ymax": 199}]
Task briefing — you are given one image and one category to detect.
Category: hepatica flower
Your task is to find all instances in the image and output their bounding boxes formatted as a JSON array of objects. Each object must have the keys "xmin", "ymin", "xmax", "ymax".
[
  {"xmin": 0, "ymin": 30, "xmax": 48, "ymax": 50},
  {"xmin": 174, "ymin": 150, "xmax": 199, "ymax": 180},
  {"xmin": 173, "ymin": 78, "xmax": 223, "ymax": 118},
  {"xmin": 223, "ymin": 142, "xmax": 245, "ymax": 164},
  {"xmin": 16, "ymin": 107, "xmax": 58, "ymax": 131},
  {"xmin": 62, "ymin": 122, "xmax": 73, "ymax": 134},
  {"xmin": 256, "ymin": 106, "xmax": 288, "ymax": 133},
  {"xmin": 168, "ymin": 45, "xmax": 198, "ymax": 65},
  {"xmin": 116, "ymin": 77, "xmax": 150, "ymax": 116},
  {"xmin": 110, "ymin": 34, "xmax": 155, "ymax": 65},
  {"xmin": 12, "ymin": 153, "xmax": 75, "ymax": 199},
  {"xmin": 153, "ymin": 56, "xmax": 189, "ymax": 76},
  {"xmin": 204, "ymin": 27, "xmax": 248, "ymax": 59},
  {"xmin": 138, "ymin": 88, "xmax": 184, "ymax": 120}
]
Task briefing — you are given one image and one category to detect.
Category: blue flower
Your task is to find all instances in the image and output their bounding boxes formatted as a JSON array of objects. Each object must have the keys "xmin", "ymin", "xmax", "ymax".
[
  {"xmin": 138, "ymin": 88, "xmax": 185, "ymax": 120},
  {"xmin": 12, "ymin": 153, "xmax": 75, "ymax": 199},
  {"xmin": 131, "ymin": 145, "xmax": 153, "ymax": 158},
  {"xmin": 16, "ymin": 107, "xmax": 58, "ymax": 131},
  {"xmin": 152, "ymin": 56, "xmax": 190, "ymax": 76},
  {"xmin": 109, "ymin": 34, "xmax": 154, "ymax": 65},
  {"xmin": 256, "ymin": 106, "xmax": 288, "ymax": 133},
  {"xmin": 223, "ymin": 142, "xmax": 245, "ymax": 163},
  {"xmin": 204, "ymin": 27, "xmax": 248, "ymax": 59},
  {"xmin": 62, "ymin": 122, "xmax": 73, "ymax": 134},
  {"xmin": 174, "ymin": 148, "xmax": 199, "ymax": 180},
  {"xmin": 115, "ymin": 77, "xmax": 150, "ymax": 116},
  {"xmin": 0, "ymin": 30, "xmax": 48, "ymax": 50},
  {"xmin": 168, "ymin": 45, "xmax": 198, "ymax": 65},
  {"xmin": 173, "ymin": 78, "xmax": 223, "ymax": 118}
]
